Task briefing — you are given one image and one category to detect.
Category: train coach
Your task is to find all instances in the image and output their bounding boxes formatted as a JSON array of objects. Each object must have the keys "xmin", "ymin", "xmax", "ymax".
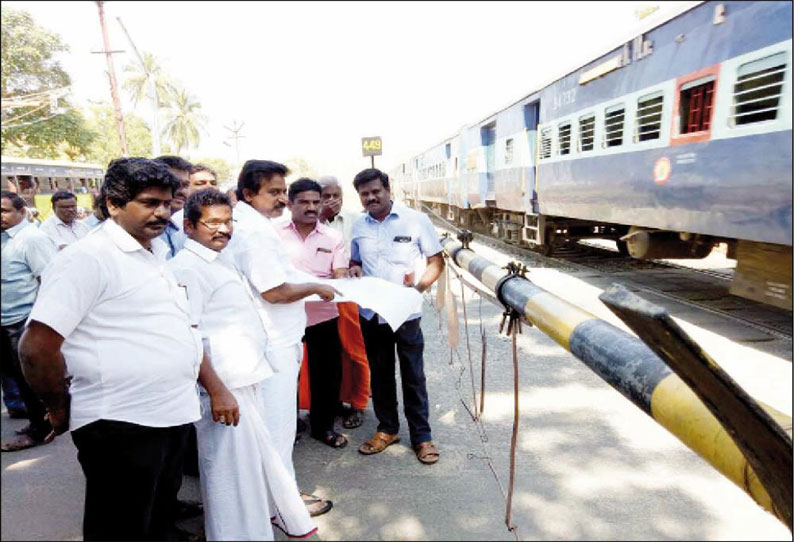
[{"xmin": 391, "ymin": 0, "xmax": 792, "ymax": 310}]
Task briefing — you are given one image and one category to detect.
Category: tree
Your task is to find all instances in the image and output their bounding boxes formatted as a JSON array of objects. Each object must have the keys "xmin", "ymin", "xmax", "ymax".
[
  {"xmin": 1, "ymin": 8, "xmax": 95, "ymax": 158},
  {"xmin": 193, "ymin": 156, "xmax": 235, "ymax": 184},
  {"xmin": 284, "ymin": 157, "xmax": 318, "ymax": 181},
  {"xmin": 85, "ymin": 104, "xmax": 153, "ymax": 167},
  {"xmin": 161, "ymin": 88, "xmax": 206, "ymax": 155},
  {"xmin": 121, "ymin": 52, "xmax": 175, "ymax": 108},
  {"xmin": 635, "ymin": 5, "xmax": 659, "ymax": 20}
]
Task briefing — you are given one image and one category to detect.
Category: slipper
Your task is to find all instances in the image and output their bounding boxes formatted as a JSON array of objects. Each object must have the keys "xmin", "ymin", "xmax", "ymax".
[
  {"xmin": 358, "ymin": 432, "xmax": 400, "ymax": 455},
  {"xmin": 311, "ymin": 430, "xmax": 348, "ymax": 449},
  {"xmin": 300, "ymin": 492, "xmax": 333, "ymax": 517},
  {"xmin": 342, "ymin": 409, "xmax": 364, "ymax": 429},
  {"xmin": 1, "ymin": 434, "xmax": 46, "ymax": 452},
  {"xmin": 414, "ymin": 441, "xmax": 439, "ymax": 464}
]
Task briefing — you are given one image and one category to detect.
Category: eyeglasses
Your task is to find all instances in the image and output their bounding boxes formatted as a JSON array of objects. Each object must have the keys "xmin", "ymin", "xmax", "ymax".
[{"xmin": 198, "ymin": 219, "xmax": 233, "ymax": 231}]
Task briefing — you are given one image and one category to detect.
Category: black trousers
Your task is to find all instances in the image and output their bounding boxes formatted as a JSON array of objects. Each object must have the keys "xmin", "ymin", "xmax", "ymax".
[
  {"xmin": 359, "ymin": 316, "xmax": 431, "ymax": 446},
  {"xmin": 71, "ymin": 420, "xmax": 191, "ymax": 541},
  {"xmin": 0, "ymin": 320, "xmax": 51, "ymax": 439},
  {"xmin": 304, "ymin": 317, "xmax": 342, "ymax": 435}
]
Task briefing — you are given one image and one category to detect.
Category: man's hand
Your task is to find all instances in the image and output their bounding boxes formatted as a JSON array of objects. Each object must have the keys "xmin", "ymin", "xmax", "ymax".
[
  {"xmin": 315, "ymin": 284, "xmax": 341, "ymax": 301},
  {"xmin": 348, "ymin": 265, "xmax": 363, "ymax": 278},
  {"xmin": 320, "ymin": 198, "xmax": 342, "ymax": 221},
  {"xmin": 210, "ymin": 387, "xmax": 240, "ymax": 426},
  {"xmin": 43, "ymin": 400, "xmax": 70, "ymax": 443}
]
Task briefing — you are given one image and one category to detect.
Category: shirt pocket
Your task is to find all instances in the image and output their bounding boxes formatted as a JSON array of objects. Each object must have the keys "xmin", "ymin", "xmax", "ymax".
[
  {"xmin": 310, "ymin": 246, "xmax": 335, "ymax": 273},
  {"xmin": 389, "ymin": 236, "xmax": 415, "ymax": 266}
]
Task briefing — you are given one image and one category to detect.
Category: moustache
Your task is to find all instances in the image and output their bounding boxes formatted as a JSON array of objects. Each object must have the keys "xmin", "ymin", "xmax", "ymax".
[
  {"xmin": 366, "ymin": 200, "xmax": 378, "ymax": 206},
  {"xmin": 146, "ymin": 220, "xmax": 169, "ymax": 228}
]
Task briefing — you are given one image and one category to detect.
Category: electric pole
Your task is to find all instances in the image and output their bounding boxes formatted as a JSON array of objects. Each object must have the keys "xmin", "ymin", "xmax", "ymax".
[
  {"xmin": 116, "ymin": 17, "xmax": 161, "ymax": 156},
  {"xmin": 223, "ymin": 121, "xmax": 245, "ymax": 167},
  {"xmin": 94, "ymin": 1, "xmax": 128, "ymax": 156}
]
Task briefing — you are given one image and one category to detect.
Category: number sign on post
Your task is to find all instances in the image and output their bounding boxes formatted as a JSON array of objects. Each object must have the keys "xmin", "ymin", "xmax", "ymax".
[{"xmin": 362, "ymin": 136, "xmax": 382, "ymax": 168}]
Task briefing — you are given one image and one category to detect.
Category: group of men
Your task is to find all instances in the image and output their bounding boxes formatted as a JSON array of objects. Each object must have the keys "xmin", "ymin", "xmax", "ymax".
[{"xmin": 0, "ymin": 154, "xmax": 445, "ymax": 541}]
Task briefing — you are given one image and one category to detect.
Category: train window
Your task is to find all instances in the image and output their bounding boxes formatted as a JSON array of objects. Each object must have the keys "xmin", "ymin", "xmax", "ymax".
[
  {"xmin": 679, "ymin": 77, "xmax": 715, "ymax": 133},
  {"xmin": 578, "ymin": 115, "xmax": 595, "ymax": 151},
  {"xmin": 505, "ymin": 138, "xmax": 514, "ymax": 164},
  {"xmin": 636, "ymin": 92, "xmax": 663, "ymax": 141},
  {"xmin": 445, "ymin": 143, "xmax": 451, "ymax": 159},
  {"xmin": 730, "ymin": 52, "xmax": 787, "ymax": 126},
  {"xmin": 539, "ymin": 127, "xmax": 552, "ymax": 159},
  {"xmin": 557, "ymin": 123, "xmax": 571, "ymax": 155},
  {"xmin": 604, "ymin": 105, "xmax": 625, "ymax": 147}
]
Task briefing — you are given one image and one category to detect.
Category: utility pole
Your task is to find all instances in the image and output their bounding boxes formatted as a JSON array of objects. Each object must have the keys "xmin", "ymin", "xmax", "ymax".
[
  {"xmin": 223, "ymin": 121, "xmax": 245, "ymax": 167},
  {"xmin": 116, "ymin": 17, "xmax": 161, "ymax": 156},
  {"xmin": 93, "ymin": 1, "xmax": 128, "ymax": 156}
]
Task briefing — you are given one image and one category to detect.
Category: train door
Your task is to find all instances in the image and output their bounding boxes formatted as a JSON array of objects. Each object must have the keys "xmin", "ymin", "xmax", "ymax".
[
  {"xmin": 523, "ymin": 101, "xmax": 540, "ymax": 213},
  {"xmin": 482, "ymin": 123, "xmax": 496, "ymax": 203}
]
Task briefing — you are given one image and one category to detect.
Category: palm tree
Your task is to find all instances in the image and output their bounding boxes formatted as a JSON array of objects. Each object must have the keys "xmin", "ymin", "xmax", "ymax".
[
  {"xmin": 122, "ymin": 52, "xmax": 175, "ymax": 108},
  {"xmin": 161, "ymin": 88, "xmax": 207, "ymax": 155}
]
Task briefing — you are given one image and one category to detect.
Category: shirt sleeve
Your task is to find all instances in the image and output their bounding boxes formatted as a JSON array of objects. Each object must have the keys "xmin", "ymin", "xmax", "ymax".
[
  {"xmin": 417, "ymin": 214, "xmax": 443, "ymax": 257},
  {"xmin": 232, "ymin": 231, "xmax": 287, "ymax": 294},
  {"xmin": 350, "ymin": 236, "xmax": 360, "ymax": 264},
  {"xmin": 24, "ymin": 232, "xmax": 58, "ymax": 278},
  {"xmin": 27, "ymin": 250, "xmax": 103, "ymax": 339},
  {"xmin": 331, "ymin": 231, "xmax": 348, "ymax": 270},
  {"xmin": 168, "ymin": 262, "xmax": 206, "ymax": 328}
]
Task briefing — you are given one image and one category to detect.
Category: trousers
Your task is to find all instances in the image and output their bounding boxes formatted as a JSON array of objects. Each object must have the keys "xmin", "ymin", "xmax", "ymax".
[
  {"xmin": 71, "ymin": 420, "xmax": 191, "ymax": 541},
  {"xmin": 304, "ymin": 317, "xmax": 342, "ymax": 435}
]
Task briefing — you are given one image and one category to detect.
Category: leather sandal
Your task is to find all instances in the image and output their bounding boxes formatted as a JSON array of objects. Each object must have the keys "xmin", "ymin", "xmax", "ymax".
[
  {"xmin": 342, "ymin": 409, "xmax": 364, "ymax": 429},
  {"xmin": 414, "ymin": 441, "xmax": 440, "ymax": 464},
  {"xmin": 0, "ymin": 434, "xmax": 46, "ymax": 452},
  {"xmin": 311, "ymin": 430, "xmax": 348, "ymax": 449},
  {"xmin": 358, "ymin": 431, "xmax": 400, "ymax": 455}
]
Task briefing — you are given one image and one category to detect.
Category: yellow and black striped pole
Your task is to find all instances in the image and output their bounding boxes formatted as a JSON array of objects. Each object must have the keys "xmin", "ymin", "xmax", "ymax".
[{"xmin": 441, "ymin": 236, "xmax": 792, "ymax": 526}]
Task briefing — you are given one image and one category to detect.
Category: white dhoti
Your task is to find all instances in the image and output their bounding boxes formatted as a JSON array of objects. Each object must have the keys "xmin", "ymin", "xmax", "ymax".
[
  {"xmin": 259, "ymin": 343, "xmax": 303, "ymax": 481},
  {"xmin": 196, "ymin": 382, "xmax": 315, "ymax": 541}
]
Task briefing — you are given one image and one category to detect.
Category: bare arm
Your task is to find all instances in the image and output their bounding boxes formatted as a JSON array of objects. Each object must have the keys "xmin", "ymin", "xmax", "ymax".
[
  {"xmin": 19, "ymin": 321, "xmax": 70, "ymax": 438},
  {"xmin": 197, "ymin": 351, "xmax": 239, "ymax": 426},
  {"xmin": 414, "ymin": 253, "xmax": 445, "ymax": 293},
  {"xmin": 261, "ymin": 282, "xmax": 338, "ymax": 303},
  {"xmin": 333, "ymin": 267, "xmax": 349, "ymax": 279}
]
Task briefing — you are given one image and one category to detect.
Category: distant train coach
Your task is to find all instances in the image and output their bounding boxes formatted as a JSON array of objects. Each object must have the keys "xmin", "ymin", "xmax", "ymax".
[{"xmin": 390, "ymin": 0, "xmax": 792, "ymax": 310}]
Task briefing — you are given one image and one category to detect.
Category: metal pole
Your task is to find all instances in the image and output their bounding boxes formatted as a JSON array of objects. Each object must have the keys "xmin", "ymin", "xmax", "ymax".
[
  {"xmin": 370, "ymin": 155, "xmax": 375, "ymax": 169},
  {"xmin": 95, "ymin": 1, "xmax": 128, "ymax": 156}
]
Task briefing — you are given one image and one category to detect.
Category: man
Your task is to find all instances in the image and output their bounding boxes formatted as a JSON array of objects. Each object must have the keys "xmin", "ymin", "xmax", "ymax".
[
  {"xmin": 80, "ymin": 193, "xmax": 107, "ymax": 230},
  {"xmin": 169, "ymin": 189, "xmax": 316, "ymax": 540},
  {"xmin": 18, "ymin": 158, "xmax": 238, "ymax": 541},
  {"xmin": 228, "ymin": 159, "xmax": 338, "ymax": 516},
  {"xmin": 316, "ymin": 175, "xmax": 369, "ymax": 429},
  {"xmin": 280, "ymin": 178, "xmax": 348, "ymax": 448},
  {"xmin": 154, "ymin": 155, "xmax": 193, "ymax": 258},
  {"xmin": 170, "ymin": 164, "xmax": 221, "ymax": 237},
  {"xmin": 0, "ymin": 191, "xmax": 57, "ymax": 451},
  {"xmin": 350, "ymin": 168, "xmax": 444, "ymax": 465},
  {"xmin": 39, "ymin": 190, "xmax": 90, "ymax": 249}
]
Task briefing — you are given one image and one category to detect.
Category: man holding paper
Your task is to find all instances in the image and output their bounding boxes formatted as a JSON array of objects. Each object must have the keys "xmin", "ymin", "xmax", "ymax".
[{"xmin": 349, "ymin": 168, "xmax": 445, "ymax": 465}]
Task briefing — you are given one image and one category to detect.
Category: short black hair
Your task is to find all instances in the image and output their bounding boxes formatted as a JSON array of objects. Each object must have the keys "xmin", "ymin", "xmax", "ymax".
[
  {"xmin": 353, "ymin": 168, "xmax": 390, "ymax": 191},
  {"xmin": 101, "ymin": 158, "xmax": 180, "ymax": 209},
  {"xmin": 288, "ymin": 178, "xmax": 322, "ymax": 202},
  {"xmin": 236, "ymin": 160, "xmax": 289, "ymax": 202},
  {"xmin": 154, "ymin": 155, "xmax": 193, "ymax": 173},
  {"xmin": 1, "ymin": 190, "xmax": 26, "ymax": 211},
  {"xmin": 184, "ymin": 188, "xmax": 232, "ymax": 227},
  {"xmin": 189, "ymin": 163, "xmax": 217, "ymax": 179},
  {"xmin": 51, "ymin": 190, "xmax": 76, "ymax": 207}
]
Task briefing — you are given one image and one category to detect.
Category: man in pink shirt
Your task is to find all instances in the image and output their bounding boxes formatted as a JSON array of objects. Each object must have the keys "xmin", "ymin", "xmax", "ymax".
[{"xmin": 280, "ymin": 178, "xmax": 349, "ymax": 449}]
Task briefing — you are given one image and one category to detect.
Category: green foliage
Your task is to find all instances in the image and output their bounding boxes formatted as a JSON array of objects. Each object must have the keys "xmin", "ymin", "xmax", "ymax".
[
  {"xmin": 1, "ymin": 8, "xmax": 95, "ymax": 159},
  {"xmin": 122, "ymin": 52, "xmax": 176, "ymax": 108},
  {"xmin": 193, "ymin": 156, "xmax": 235, "ymax": 184},
  {"xmin": 84, "ymin": 104, "xmax": 153, "ymax": 167},
  {"xmin": 161, "ymin": 88, "xmax": 207, "ymax": 155},
  {"xmin": 284, "ymin": 157, "xmax": 319, "ymax": 181}
]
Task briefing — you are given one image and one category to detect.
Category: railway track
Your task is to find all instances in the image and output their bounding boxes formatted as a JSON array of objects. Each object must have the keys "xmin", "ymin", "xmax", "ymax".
[{"xmin": 429, "ymin": 214, "xmax": 793, "ymax": 342}]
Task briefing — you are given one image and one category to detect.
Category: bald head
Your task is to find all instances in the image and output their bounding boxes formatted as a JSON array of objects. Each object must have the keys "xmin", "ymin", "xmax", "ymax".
[{"xmin": 318, "ymin": 175, "xmax": 343, "ymax": 221}]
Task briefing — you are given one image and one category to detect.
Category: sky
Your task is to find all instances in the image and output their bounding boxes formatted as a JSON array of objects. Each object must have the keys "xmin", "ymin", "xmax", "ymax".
[{"xmin": 5, "ymin": 0, "xmax": 695, "ymax": 191}]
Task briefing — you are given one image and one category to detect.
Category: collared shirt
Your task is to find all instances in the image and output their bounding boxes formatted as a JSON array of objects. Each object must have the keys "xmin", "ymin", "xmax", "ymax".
[
  {"xmin": 350, "ymin": 201, "xmax": 442, "ymax": 322},
  {"xmin": 28, "ymin": 219, "xmax": 202, "ymax": 431},
  {"xmin": 224, "ymin": 202, "xmax": 306, "ymax": 348},
  {"xmin": 1, "ymin": 220, "xmax": 57, "ymax": 325},
  {"xmin": 323, "ymin": 208, "xmax": 363, "ymax": 259},
  {"xmin": 80, "ymin": 214, "xmax": 103, "ymax": 230},
  {"xmin": 279, "ymin": 221, "xmax": 347, "ymax": 327},
  {"xmin": 157, "ymin": 215, "xmax": 186, "ymax": 260},
  {"xmin": 39, "ymin": 214, "xmax": 90, "ymax": 249},
  {"xmin": 168, "ymin": 239, "xmax": 274, "ymax": 390}
]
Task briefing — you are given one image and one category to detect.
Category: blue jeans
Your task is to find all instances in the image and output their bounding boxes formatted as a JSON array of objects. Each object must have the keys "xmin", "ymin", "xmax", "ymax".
[
  {"xmin": 1, "ymin": 373, "xmax": 26, "ymax": 413},
  {"xmin": 359, "ymin": 316, "xmax": 432, "ymax": 446}
]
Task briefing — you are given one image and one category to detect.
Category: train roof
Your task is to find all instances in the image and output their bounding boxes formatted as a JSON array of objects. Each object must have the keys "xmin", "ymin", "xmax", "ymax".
[{"xmin": 1, "ymin": 155, "xmax": 105, "ymax": 171}]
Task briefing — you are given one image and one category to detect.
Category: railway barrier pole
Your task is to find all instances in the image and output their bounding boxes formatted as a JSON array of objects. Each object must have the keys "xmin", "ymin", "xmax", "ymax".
[{"xmin": 439, "ymin": 233, "xmax": 793, "ymax": 529}]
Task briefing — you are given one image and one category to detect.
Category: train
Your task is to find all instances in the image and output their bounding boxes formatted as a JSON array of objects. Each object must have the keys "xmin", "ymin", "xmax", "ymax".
[
  {"xmin": 389, "ymin": 0, "xmax": 792, "ymax": 310},
  {"xmin": 1, "ymin": 156, "xmax": 104, "ymax": 220}
]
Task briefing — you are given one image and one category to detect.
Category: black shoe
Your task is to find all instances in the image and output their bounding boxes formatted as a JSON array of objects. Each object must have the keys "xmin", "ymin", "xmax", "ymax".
[{"xmin": 175, "ymin": 499, "xmax": 203, "ymax": 520}]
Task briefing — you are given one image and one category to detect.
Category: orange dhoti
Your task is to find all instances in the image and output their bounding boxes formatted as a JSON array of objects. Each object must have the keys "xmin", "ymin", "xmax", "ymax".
[{"xmin": 298, "ymin": 302, "xmax": 370, "ymax": 410}]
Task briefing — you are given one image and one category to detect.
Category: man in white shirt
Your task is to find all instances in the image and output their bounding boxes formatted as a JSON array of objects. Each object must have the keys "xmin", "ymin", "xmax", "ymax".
[
  {"xmin": 39, "ymin": 191, "xmax": 90, "ymax": 249},
  {"xmin": 154, "ymin": 155, "xmax": 193, "ymax": 259},
  {"xmin": 227, "ymin": 159, "xmax": 338, "ymax": 517},
  {"xmin": 169, "ymin": 189, "xmax": 316, "ymax": 540},
  {"xmin": 165, "ymin": 163, "xmax": 221, "ymax": 258},
  {"xmin": 18, "ymin": 158, "xmax": 239, "ymax": 541},
  {"xmin": 80, "ymin": 193, "xmax": 106, "ymax": 230}
]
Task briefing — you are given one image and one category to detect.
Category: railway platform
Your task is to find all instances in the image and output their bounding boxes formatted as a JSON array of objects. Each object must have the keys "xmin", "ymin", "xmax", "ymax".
[{"xmin": 1, "ymin": 233, "xmax": 791, "ymax": 540}]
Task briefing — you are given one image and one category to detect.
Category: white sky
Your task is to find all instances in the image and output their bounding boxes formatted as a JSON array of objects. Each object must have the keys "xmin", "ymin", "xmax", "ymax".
[{"xmin": 5, "ymin": 0, "xmax": 693, "ymax": 188}]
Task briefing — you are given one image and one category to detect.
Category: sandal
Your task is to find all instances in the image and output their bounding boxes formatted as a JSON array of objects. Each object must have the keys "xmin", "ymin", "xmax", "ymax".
[
  {"xmin": 358, "ymin": 432, "xmax": 400, "ymax": 455},
  {"xmin": 300, "ymin": 492, "xmax": 333, "ymax": 517},
  {"xmin": 311, "ymin": 430, "xmax": 348, "ymax": 449},
  {"xmin": 342, "ymin": 409, "xmax": 364, "ymax": 429},
  {"xmin": 414, "ymin": 441, "xmax": 439, "ymax": 464},
  {"xmin": 0, "ymin": 434, "xmax": 46, "ymax": 452}
]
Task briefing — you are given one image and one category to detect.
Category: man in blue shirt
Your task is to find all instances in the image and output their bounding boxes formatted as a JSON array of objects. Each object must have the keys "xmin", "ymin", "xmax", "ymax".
[
  {"xmin": 0, "ymin": 191, "xmax": 57, "ymax": 451},
  {"xmin": 349, "ymin": 169, "xmax": 444, "ymax": 465}
]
